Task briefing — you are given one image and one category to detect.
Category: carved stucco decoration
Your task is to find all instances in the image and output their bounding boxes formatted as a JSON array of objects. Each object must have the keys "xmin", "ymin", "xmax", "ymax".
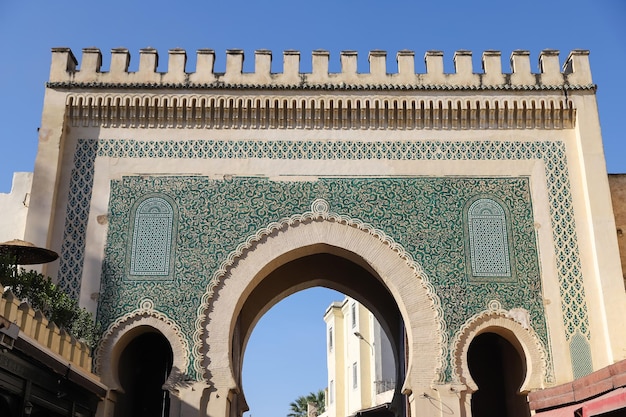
[
  {"xmin": 196, "ymin": 199, "xmax": 447, "ymax": 387},
  {"xmin": 450, "ymin": 300, "xmax": 550, "ymax": 393},
  {"xmin": 95, "ymin": 298, "xmax": 191, "ymax": 392}
]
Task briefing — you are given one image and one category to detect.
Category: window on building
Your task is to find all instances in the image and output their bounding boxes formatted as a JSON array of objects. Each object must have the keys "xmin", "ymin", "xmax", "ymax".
[
  {"xmin": 329, "ymin": 380, "xmax": 334, "ymax": 404},
  {"xmin": 351, "ymin": 302, "xmax": 357, "ymax": 328},
  {"xmin": 466, "ymin": 197, "xmax": 512, "ymax": 278},
  {"xmin": 129, "ymin": 195, "xmax": 177, "ymax": 279},
  {"xmin": 352, "ymin": 362, "xmax": 358, "ymax": 389},
  {"xmin": 328, "ymin": 327, "xmax": 333, "ymax": 351}
]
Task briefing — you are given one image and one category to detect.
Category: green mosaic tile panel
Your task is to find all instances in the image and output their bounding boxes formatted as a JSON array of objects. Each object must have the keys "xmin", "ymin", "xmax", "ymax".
[
  {"xmin": 94, "ymin": 139, "xmax": 586, "ymax": 339},
  {"xmin": 570, "ymin": 331, "xmax": 593, "ymax": 378},
  {"xmin": 100, "ymin": 175, "xmax": 544, "ymax": 380},
  {"xmin": 57, "ymin": 138, "xmax": 590, "ymax": 378}
]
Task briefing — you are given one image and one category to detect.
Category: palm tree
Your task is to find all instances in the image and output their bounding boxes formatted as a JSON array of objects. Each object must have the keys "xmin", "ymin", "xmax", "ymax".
[
  {"xmin": 287, "ymin": 389, "xmax": 325, "ymax": 417},
  {"xmin": 306, "ymin": 390, "xmax": 325, "ymax": 415}
]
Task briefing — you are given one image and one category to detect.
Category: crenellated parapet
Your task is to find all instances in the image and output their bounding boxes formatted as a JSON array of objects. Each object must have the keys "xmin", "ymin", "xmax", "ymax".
[
  {"xmin": 49, "ymin": 48, "xmax": 594, "ymax": 130},
  {"xmin": 49, "ymin": 47, "xmax": 593, "ymax": 89}
]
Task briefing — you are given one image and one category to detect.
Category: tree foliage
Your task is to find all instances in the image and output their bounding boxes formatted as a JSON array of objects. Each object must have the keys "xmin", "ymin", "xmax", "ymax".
[
  {"xmin": 0, "ymin": 256, "xmax": 100, "ymax": 348},
  {"xmin": 288, "ymin": 389, "xmax": 325, "ymax": 417}
]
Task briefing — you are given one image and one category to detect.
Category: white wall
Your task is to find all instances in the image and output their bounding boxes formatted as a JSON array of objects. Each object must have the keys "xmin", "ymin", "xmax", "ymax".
[{"xmin": 0, "ymin": 172, "xmax": 32, "ymax": 242}]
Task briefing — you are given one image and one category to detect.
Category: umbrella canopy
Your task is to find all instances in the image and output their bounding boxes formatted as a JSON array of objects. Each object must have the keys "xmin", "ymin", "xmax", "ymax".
[{"xmin": 0, "ymin": 239, "xmax": 59, "ymax": 265}]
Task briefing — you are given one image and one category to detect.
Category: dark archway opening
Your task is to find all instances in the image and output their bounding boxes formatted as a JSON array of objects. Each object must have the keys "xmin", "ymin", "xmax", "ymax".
[
  {"xmin": 468, "ymin": 332, "xmax": 530, "ymax": 417},
  {"xmin": 0, "ymin": 394, "xmax": 17, "ymax": 417},
  {"xmin": 115, "ymin": 331, "xmax": 173, "ymax": 417}
]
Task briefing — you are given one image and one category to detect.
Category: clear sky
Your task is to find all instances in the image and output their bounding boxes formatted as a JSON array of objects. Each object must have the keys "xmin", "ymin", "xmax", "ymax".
[{"xmin": 0, "ymin": 1, "xmax": 624, "ymax": 416}]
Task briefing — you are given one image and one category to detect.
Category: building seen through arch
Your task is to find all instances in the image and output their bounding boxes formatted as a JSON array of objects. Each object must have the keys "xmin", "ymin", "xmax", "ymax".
[
  {"xmin": 1, "ymin": 46, "xmax": 626, "ymax": 417},
  {"xmin": 321, "ymin": 297, "xmax": 397, "ymax": 417}
]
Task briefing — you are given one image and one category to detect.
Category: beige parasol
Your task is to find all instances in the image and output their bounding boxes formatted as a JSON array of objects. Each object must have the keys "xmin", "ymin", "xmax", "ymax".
[{"xmin": 0, "ymin": 239, "xmax": 59, "ymax": 267}]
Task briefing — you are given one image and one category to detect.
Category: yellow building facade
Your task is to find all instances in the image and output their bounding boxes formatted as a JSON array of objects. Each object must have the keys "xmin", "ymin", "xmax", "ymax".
[{"xmin": 322, "ymin": 298, "xmax": 395, "ymax": 417}]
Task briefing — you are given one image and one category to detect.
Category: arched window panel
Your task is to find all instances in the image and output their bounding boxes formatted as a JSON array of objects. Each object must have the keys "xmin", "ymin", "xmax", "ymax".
[
  {"xmin": 127, "ymin": 195, "xmax": 177, "ymax": 280},
  {"xmin": 465, "ymin": 197, "xmax": 515, "ymax": 282}
]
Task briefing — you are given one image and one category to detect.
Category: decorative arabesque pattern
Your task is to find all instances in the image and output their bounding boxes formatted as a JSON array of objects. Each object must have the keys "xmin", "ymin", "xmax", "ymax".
[
  {"xmin": 101, "ymin": 174, "xmax": 543, "ymax": 381},
  {"xmin": 450, "ymin": 300, "xmax": 552, "ymax": 385},
  {"xmin": 58, "ymin": 139, "xmax": 98, "ymax": 298},
  {"xmin": 467, "ymin": 198, "xmax": 512, "ymax": 278},
  {"xmin": 94, "ymin": 298, "xmax": 190, "ymax": 381},
  {"xmin": 193, "ymin": 198, "xmax": 448, "ymax": 381},
  {"xmin": 65, "ymin": 94, "xmax": 576, "ymax": 131},
  {"xmin": 59, "ymin": 138, "xmax": 590, "ymax": 378},
  {"xmin": 94, "ymin": 139, "xmax": 587, "ymax": 343},
  {"xmin": 129, "ymin": 197, "xmax": 176, "ymax": 278},
  {"xmin": 570, "ymin": 331, "xmax": 594, "ymax": 378}
]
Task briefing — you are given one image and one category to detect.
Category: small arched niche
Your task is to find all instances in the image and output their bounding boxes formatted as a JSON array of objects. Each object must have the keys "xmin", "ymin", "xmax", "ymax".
[
  {"xmin": 95, "ymin": 306, "xmax": 191, "ymax": 417},
  {"xmin": 452, "ymin": 309, "xmax": 547, "ymax": 396}
]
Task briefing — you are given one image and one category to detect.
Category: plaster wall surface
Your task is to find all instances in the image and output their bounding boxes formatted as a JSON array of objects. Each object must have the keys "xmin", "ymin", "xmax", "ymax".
[{"xmin": 0, "ymin": 172, "xmax": 32, "ymax": 242}]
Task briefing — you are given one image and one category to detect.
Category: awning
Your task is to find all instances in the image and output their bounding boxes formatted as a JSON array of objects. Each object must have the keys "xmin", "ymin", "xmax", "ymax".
[
  {"xmin": 352, "ymin": 402, "xmax": 393, "ymax": 417},
  {"xmin": 578, "ymin": 387, "xmax": 626, "ymax": 417},
  {"xmin": 534, "ymin": 388, "xmax": 626, "ymax": 417},
  {"xmin": 534, "ymin": 403, "xmax": 581, "ymax": 417}
]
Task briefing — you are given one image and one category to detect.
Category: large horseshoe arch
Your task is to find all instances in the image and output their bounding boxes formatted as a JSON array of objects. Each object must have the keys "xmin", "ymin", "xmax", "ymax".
[{"xmin": 201, "ymin": 219, "xmax": 443, "ymax": 417}]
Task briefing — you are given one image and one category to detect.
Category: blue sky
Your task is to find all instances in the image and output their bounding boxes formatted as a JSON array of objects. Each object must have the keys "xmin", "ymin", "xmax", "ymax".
[
  {"xmin": 0, "ymin": 1, "xmax": 625, "ymax": 195},
  {"xmin": 0, "ymin": 1, "xmax": 624, "ymax": 416}
]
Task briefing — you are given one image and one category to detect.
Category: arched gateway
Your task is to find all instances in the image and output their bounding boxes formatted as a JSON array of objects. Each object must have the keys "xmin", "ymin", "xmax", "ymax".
[
  {"xmin": 20, "ymin": 47, "xmax": 626, "ymax": 417},
  {"xmin": 200, "ymin": 205, "xmax": 443, "ymax": 416}
]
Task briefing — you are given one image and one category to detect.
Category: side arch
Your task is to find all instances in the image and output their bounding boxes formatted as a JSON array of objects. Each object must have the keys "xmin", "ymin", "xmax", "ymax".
[
  {"xmin": 196, "ymin": 199, "xmax": 447, "ymax": 411},
  {"xmin": 451, "ymin": 300, "xmax": 549, "ymax": 393},
  {"xmin": 95, "ymin": 298, "xmax": 190, "ymax": 391}
]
